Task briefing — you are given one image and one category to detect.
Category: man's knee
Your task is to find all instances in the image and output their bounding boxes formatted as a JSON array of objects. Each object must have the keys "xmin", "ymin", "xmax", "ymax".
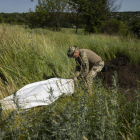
[
  {"xmin": 91, "ymin": 71, "xmax": 97, "ymax": 78},
  {"xmin": 93, "ymin": 61, "xmax": 104, "ymax": 73}
]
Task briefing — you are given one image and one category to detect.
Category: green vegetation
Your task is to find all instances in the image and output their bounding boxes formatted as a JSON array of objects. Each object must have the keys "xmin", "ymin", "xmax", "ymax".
[
  {"xmin": 68, "ymin": 0, "xmax": 110, "ymax": 33},
  {"xmin": 1, "ymin": 11, "xmax": 140, "ymax": 38},
  {"xmin": 0, "ymin": 0, "xmax": 140, "ymax": 38},
  {"xmin": 0, "ymin": 24, "xmax": 140, "ymax": 139}
]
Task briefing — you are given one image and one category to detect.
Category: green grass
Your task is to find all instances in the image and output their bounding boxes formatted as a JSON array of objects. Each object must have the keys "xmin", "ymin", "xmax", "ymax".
[
  {"xmin": 60, "ymin": 28, "xmax": 88, "ymax": 35},
  {"xmin": 0, "ymin": 24, "xmax": 140, "ymax": 139}
]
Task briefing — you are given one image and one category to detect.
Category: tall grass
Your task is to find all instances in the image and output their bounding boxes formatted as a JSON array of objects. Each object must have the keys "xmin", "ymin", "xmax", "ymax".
[{"xmin": 0, "ymin": 24, "xmax": 140, "ymax": 139}]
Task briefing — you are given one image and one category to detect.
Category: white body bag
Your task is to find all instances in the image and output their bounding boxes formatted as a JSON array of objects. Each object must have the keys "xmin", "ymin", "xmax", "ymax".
[{"xmin": 0, "ymin": 78, "xmax": 74, "ymax": 110}]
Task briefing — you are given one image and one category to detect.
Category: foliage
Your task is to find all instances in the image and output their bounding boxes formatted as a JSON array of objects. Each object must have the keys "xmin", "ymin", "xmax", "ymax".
[
  {"xmin": 69, "ymin": 0, "xmax": 110, "ymax": 33},
  {"xmin": 0, "ymin": 24, "xmax": 140, "ymax": 91},
  {"xmin": 0, "ymin": 24, "xmax": 140, "ymax": 139},
  {"xmin": 31, "ymin": 0, "xmax": 70, "ymax": 30},
  {"xmin": 0, "ymin": 71, "xmax": 140, "ymax": 139},
  {"xmin": 92, "ymin": 72, "xmax": 121, "ymax": 139},
  {"xmin": 129, "ymin": 18, "xmax": 140, "ymax": 38},
  {"xmin": 1, "ymin": 10, "xmax": 140, "ymax": 37},
  {"xmin": 0, "ymin": 13, "xmax": 29, "ymax": 25},
  {"xmin": 100, "ymin": 19, "xmax": 129, "ymax": 36}
]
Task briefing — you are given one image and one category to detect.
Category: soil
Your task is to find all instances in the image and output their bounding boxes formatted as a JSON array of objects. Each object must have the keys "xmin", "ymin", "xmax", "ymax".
[{"xmin": 97, "ymin": 57, "xmax": 140, "ymax": 101}]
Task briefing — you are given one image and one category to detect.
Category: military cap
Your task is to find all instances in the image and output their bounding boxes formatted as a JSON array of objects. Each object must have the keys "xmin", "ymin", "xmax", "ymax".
[{"xmin": 67, "ymin": 46, "xmax": 78, "ymax": 58}]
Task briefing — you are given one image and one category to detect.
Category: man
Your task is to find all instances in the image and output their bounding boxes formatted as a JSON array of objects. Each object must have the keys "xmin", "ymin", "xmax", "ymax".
[{"xmin": 67, "ymin": 46, "xmax": 104, "ymax": 95}]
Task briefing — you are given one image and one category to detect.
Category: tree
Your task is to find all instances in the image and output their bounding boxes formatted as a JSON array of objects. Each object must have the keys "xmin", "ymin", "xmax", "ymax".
[
  {"xmin": 33, "ymin": 0, "xmax": 69, "ymax": 30},
  {"xmin": 35, "ymin": 0, "xmax": 50, "ymax": 28},
  {"xmin": 100, "ymin": 19, "xmax": 128, "ymax": 36},
  {"xmin": 130, "ymin": 18, "xmax": 140, "ymax": 38},
  {"xmin": 69, "ymin": 0, "xmax": 121, "ymax": 33}
]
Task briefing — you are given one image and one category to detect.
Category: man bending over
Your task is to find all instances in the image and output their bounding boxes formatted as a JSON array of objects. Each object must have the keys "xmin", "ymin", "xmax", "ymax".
[{"xmin": 67, "ymin": 46, "xmax": 104, "ymax": 95}]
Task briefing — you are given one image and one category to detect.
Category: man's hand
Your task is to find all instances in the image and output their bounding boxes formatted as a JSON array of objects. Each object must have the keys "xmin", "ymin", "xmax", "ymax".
[{"xmin": 73, "ymin": 76, "xmax": 78, "ymax": 82}]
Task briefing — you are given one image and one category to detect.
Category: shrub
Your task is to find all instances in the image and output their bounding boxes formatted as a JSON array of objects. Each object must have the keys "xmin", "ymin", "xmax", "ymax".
[
  {"xmin": 1, "ymin": 72, "xmax": 140, "ymax": 139},
  {"xmin": 100, "ymin": 19, "xmax": 129, "ymax": 36},
  {"xmin": 129, "ymin": 18, "xmax": 140, "ymax": 38}
]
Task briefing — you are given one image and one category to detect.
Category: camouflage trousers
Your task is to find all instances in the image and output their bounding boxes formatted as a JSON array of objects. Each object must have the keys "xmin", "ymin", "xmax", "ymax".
[{"xmin": 84, "ymin": 60, "xmax": 104, "ymax": 94}]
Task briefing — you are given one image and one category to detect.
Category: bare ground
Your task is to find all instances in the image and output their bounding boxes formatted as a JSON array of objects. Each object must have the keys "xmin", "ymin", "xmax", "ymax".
[{"xmin": 97, "ymin": 57, "xmax": 140, "ymax": 101}]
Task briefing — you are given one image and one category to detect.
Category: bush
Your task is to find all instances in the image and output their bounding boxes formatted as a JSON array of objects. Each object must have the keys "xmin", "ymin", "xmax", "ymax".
[
  {"xmin": 129, "ymin": 18, "xmax": 140, "ymax": 38},
  {"xmin": 100, "ymin": 19, "xmax": 129, "ymax": 36},
  {"xmin": 1, "ymin": 72, "xmax": 140, "ymax": 139}
]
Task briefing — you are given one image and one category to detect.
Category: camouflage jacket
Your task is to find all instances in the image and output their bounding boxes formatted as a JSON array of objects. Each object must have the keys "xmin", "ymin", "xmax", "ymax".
[
  {"xmin": 75, "ymin": 49, "xmax": 102, "ymax": 78},
  {"xmin": 75, "ymin": 51, "xmax": 88, "ymax": 78}
]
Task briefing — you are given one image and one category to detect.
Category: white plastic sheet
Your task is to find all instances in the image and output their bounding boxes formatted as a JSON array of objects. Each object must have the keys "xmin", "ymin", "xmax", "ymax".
[{"xmin": 0, "ymin": 78, "xmax": 74, "ymax": 110}]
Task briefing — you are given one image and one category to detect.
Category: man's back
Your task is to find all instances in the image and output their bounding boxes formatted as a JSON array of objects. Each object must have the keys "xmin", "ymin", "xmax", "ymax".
[{"xmin": 79, "ymin": 49, "xmax": 102, "ymax": 67}]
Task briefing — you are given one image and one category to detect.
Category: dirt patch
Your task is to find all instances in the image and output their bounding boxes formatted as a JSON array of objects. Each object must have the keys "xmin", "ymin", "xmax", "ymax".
[{"xmin": 97, "ymin": 57, "xmax": 140, "ymax": 101}]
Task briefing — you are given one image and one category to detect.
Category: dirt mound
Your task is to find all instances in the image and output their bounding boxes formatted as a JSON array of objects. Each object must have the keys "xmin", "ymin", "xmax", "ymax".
[{"xmin": 97, "ymin": 57, "xmax": 140, "ymax": 101}]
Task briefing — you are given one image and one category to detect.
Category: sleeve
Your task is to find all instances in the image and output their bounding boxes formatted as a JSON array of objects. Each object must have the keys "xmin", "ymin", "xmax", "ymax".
[
  {"xmin": 79, "ymin": 51, "xmax": 89, "ymax": 78},
  {"xmin": 75, "ymin": 60, "xmax": 81, "ymax": 77}
]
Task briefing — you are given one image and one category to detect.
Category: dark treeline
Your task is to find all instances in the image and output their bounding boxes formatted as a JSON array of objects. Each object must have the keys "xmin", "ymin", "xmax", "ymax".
[
  {"xmin": 0, "ymin": 10, "xmax": 140, "ymax": 37},
  {"xmin": 0, "ymin": 12, "xmax": 81, "ymax": 29}
]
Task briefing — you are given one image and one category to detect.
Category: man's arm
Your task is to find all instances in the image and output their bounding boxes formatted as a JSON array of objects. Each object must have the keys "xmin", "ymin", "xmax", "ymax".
[
  {"xmin": 79, "ymin": 51, "xmax": 89, "ymax": 78},
  {"xmin": 75, "ymin": 61, "xmax": 81, "ymax": 77}
]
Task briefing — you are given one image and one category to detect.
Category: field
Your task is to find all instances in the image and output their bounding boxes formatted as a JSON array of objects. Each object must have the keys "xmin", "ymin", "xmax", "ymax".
[{"xmin": 0, "ymin": 24, "xmax": 140, "ymax": 139}]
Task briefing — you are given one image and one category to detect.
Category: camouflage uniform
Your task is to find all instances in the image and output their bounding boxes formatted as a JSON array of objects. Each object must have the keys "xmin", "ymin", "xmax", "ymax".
[{"xmin": 67, "ymin": 46, "xmax": 104, "ymax": 94}]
